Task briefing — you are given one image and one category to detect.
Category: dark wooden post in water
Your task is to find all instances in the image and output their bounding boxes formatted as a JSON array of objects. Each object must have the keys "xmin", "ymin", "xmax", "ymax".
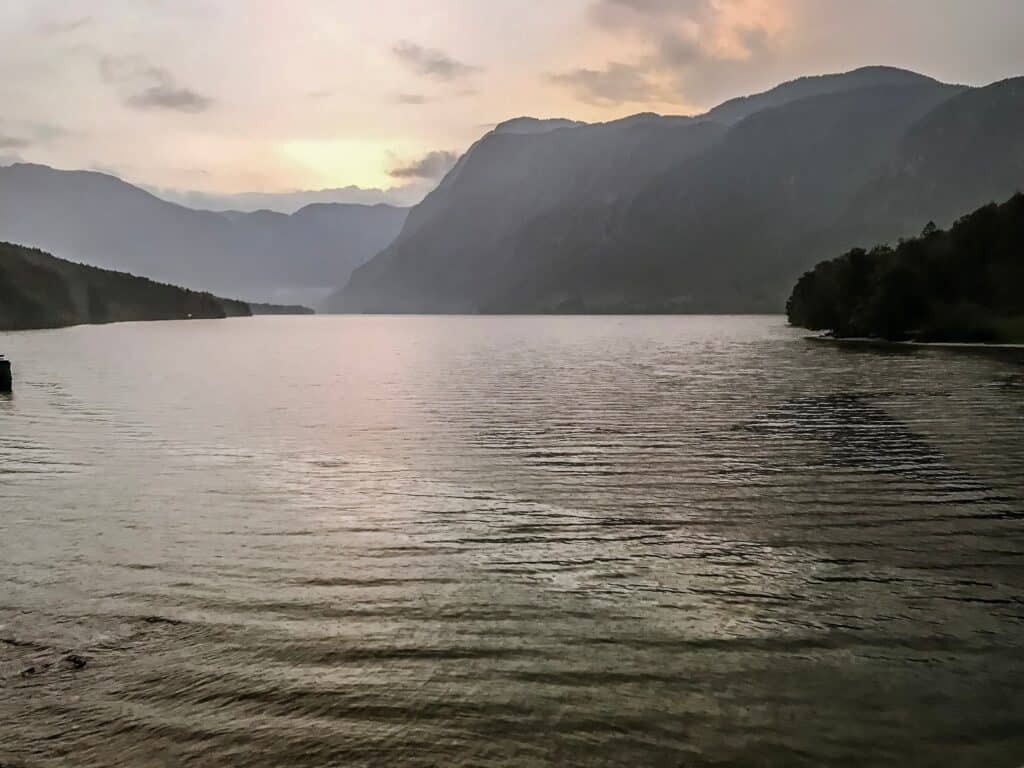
[{"xmin": 0, "ymin": 356, "xmax": 11, "ymax": 392}]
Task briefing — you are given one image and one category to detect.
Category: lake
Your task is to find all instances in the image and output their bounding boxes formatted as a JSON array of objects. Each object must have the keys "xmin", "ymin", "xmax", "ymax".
[{"xmin": 1, "ymin": 315, "xmax": 1023, "ymax": 767}]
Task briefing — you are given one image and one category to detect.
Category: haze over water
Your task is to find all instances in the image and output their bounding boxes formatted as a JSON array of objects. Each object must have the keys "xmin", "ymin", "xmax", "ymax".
[{"xmin": 1, "ymin": 316, "xmax": 1023, "ymax": 767}]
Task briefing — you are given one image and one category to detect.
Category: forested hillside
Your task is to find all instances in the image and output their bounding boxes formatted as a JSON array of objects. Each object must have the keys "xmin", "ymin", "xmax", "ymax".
[
  {"xmin": 786, "ymin": 194, "xmax": 1024, "ymax": 342},
  {"xmin": 0, "ymin": 242, "xmax": 250, "ymax": 331}
]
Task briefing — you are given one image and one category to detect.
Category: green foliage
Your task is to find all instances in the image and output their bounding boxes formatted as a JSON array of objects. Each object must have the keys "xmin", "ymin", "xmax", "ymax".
[
  {"xmin": 0, "ymin": 242, "xmax": 251, "ymax": 331},
  {"xmin": 786, "ymin": 193, "xmax": 1024, "ymax": 342}
]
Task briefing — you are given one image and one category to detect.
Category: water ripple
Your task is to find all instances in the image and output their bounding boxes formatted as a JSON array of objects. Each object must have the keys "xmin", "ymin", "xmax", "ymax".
[{"xmin": 1, "ymin": 316, "xmax": 1023, "ymax": 767}]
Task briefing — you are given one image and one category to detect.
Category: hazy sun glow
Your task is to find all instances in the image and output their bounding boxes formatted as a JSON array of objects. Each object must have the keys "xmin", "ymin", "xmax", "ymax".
[
  {"xmin": 1, "ymin": 0, "xmax": 1022, "ymax": 196},
  {"xmin": 279, "ymin": 139, "xmax": 410, "ymax": 191}
]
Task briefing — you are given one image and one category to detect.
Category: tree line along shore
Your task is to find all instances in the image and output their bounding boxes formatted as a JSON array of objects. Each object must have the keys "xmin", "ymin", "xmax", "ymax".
[{"xmin": 787, "ymin": 194, "xmax": 1024, "ymax": 344}]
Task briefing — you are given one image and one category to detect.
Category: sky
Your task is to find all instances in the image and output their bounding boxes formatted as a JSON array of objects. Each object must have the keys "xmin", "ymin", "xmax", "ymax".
[{"xmin": 1, "ymin": 0, "xmax": 1023, "ymax": 201}]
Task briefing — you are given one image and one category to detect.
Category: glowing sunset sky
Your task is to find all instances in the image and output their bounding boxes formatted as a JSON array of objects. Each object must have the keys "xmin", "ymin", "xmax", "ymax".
[{"xmin": 1, "ymin": 0, "xmax": 1022, "ymax": 199}]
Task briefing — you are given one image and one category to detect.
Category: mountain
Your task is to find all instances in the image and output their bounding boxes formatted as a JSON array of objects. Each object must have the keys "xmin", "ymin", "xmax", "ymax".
[
  {"xmin": 0, "ymin": 241, "xmax": 250, "ymax": 331},
  {"xmin": 705, "ymin": 65, "xmax": 941, "ymax": 125},
  {"xmin": 0, "ymin": 164, "xmax": 408, "ymax": 306},
  {"xmin": 326, "ymin": 111, "xmax": 723, "ymax": 312},
  {"xmin": 787, "ymin": 193, "xmax": 1024, "ymax": 342},
  {"xmin": 489, "ymin": 117, "xmax": 587, "ymax": 135},
  {"xmin": 250, "ymin": 302, "xmax": 315, "ymax": 315},
  {"xmin": 590, "ymin": 78, "xmax": 965, "ymax": 311},
  {"xmin": 822, "ymin": 77, "xmax": 1024, "ymax": 246},
  {"xmin": 148, "ymin": 183, "xmax": 426, "ymax": 214},
  {"xmin": 334, "ymin": 66, "xmax": 988, "ymax": 314}
]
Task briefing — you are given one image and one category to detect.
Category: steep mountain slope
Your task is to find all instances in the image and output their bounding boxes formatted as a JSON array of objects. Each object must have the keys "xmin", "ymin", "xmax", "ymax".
[
  {"xmin": 336, "ymin": 68, "xmax": 973, "ymax": 313},
  {"xmin": 330, "ymin": 113, "xmax": 724, "ymax": 312},
  {"xmin": 0, "ymin": 241, "xmax": 250, "ymax": 331},
  {"xmin": 588, "ymin": 80, "xmax": 965, "ymax": 311},
  {"xmin": 0, "ymin": 164, "xmax": 408, "ymax": 306},
  {"xmin": 825, "ymin": 76, "xmax": 1024, "ymax": 245}
]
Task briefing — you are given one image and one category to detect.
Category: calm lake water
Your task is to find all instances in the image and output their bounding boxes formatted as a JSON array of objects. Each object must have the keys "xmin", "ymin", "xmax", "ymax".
[{"xmin": 1, "ymin": 315, "xmax": 1023, "ymax": 767}]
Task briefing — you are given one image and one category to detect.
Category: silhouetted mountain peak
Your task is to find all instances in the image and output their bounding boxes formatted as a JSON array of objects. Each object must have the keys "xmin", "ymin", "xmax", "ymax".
[
  {"xmin": 705, "ymin": 66, "xmax": 941, "ymax": 125},
  {"xmin": 602, "ymin": 113, "xmax": 694, "ymax": 128},
  {"xmin": 5, "ymin": 162, "xmax": 167, "ymax": 201},
  {"xmin": 491, "ymin": 117, "xmax": 586, "ymax": 135}
]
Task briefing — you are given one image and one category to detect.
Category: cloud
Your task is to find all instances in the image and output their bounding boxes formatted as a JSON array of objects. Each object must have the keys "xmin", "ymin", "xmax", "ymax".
[
  {"xmin": 614, "ymin": 0, "xmax": 787, "ymax": 62},
  {"xmin": 99, "ymin": 55, "xmax": 212, "ymax": 113},
  {"xmin": 392, "ymin": 41, "xmax": 479, "ymax": 81},
  {"xmin": 549, "ymin": 62, "xmax": 667, "ymax": 106},
  {"xmin": 29, "ymin": 123, "xmax": 69, "ymax": 142},
  {"xmin": 127, "ymin": 84, "xmax": 210, "ymax": 112},
  {"xmin": 552, "ymin": 0, "xmax": 789, "ymax": 106},
  {"xmin": 39, "ymin": 16, "xmax": 93, "ymax": 35},
  {"xmin": 590, "ymin": 0, "xmax": 702, "ymax": 25},
  {"xmin": 395, "ymin": 92, "xmax": 428, "ymax": 104},
  {"xmin": 389, "ymin": 150, "xmax": 459, "ymax": 179},
  {"xmin": 0, "ymin": 124, "xmax": 69, "ymax": 153},
  {"xmin": 0, "ymin": 135, "xmax": 30, "ymax": 150}
]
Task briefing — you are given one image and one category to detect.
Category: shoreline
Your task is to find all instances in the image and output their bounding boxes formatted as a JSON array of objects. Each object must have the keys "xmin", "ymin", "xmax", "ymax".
[{"xmin": 806, "ymin": 335, "xmax": 1024, "ymax": 351}]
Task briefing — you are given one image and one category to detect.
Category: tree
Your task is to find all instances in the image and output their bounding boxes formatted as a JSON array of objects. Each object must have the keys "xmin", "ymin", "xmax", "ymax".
[{"xmin": 786, "ymin": 193, "xmax": 1024, "ymax": 342}]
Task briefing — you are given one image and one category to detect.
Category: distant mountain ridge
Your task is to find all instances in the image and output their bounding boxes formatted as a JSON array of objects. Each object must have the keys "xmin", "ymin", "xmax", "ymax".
[
  {"xmin": 704, "ymin": 65, "xmax": 941, "ymax": 125},
  {"xmin": 250, "ymin": 302, "xmax": 316, "ymax": 315},
  {"xmin": 0, "ymin": 241, "xmax": 250, "ymax": 331},
  {"xmin": 149, "ymin": 184, "xmax": 425, "ymax": 214},
  {"xmin": 334, "ymin": 66, "xmax": 1016, "ymax": 314},
  {"xmin": 491, "ymin": 117, "xmax": 587, "ymax": 135},
  {"xmin": 7, "ymin": 66, "xmax": 1019, "ymax": 317},
  {"xmin": 0, "ymin": 164, "xmax": 408, "ymax": 307}
]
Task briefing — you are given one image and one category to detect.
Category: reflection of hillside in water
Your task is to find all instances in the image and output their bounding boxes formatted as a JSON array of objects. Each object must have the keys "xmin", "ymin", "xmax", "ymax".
[
  {"xmin": 741, "ymin": 392, "xmax": 974, "ymax": 481},
  {"xmin": 736, "ymin": 388, "xmax": 1024, "ymax": 583}
]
